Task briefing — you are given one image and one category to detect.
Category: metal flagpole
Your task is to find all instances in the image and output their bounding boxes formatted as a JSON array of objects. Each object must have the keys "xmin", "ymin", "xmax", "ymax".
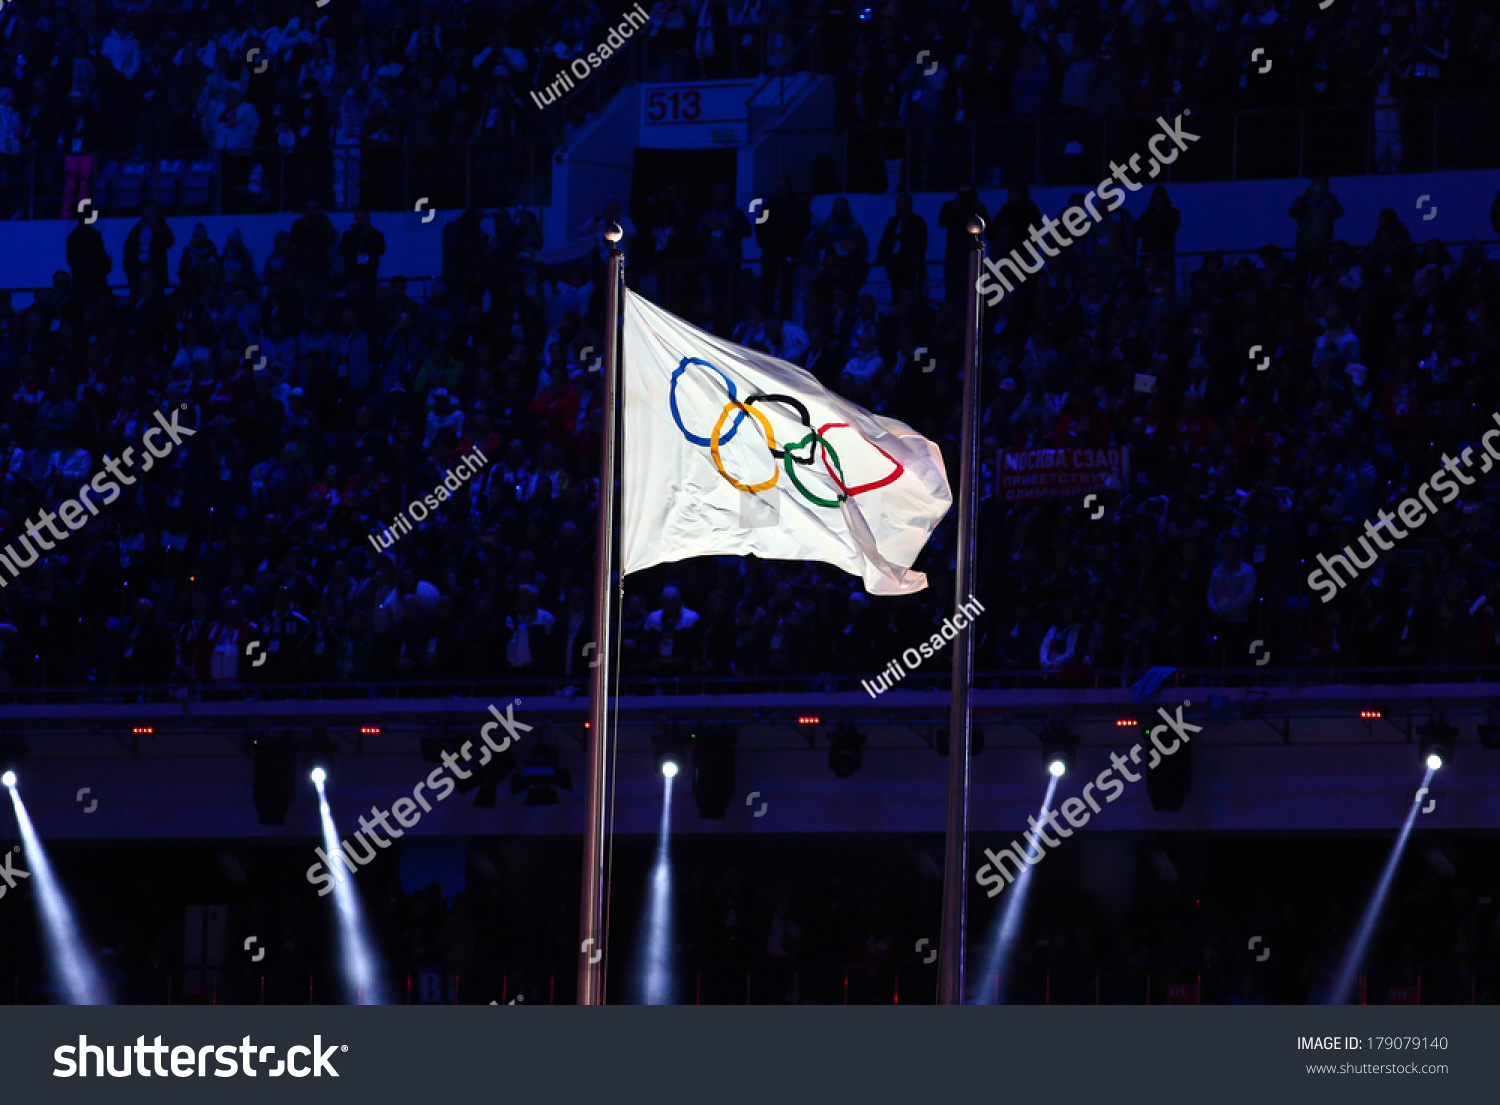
[
  {"xmin": 937, "ymin": 216, "xmax": 987, "ymax": 1005},
  {"xmin": 578, "ymin": 223, "xmax": 625, "ymax": 1005}
]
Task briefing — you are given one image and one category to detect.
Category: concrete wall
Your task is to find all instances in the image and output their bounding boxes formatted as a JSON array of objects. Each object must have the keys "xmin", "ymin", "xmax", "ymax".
[{"xmin": 548, "ymin": 85, "xmax": 641, "ymax": 250}]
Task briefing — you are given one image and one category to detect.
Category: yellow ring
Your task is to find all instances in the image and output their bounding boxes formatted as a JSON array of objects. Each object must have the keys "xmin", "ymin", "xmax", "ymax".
[{"xmin": 710, "ymin": 400, "xmax": 779, "ymax": 494}]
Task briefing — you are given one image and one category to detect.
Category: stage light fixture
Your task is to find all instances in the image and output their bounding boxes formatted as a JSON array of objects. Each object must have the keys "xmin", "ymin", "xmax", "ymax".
[
  {"xmin": 1, "ymin": 770, "xmax": 14, "ymax": 789},
  {"xmin": 436, "ymin": 724, "xmax": 518, "ymax": 805},
  {"xmin": 306, "ymin": 725, "xmax": 339, "ymax": 784},
  {"xmin": 471, "ymin": 744, "xmax": 518, "ymax": 808},
  {"xmin": 827, "ymin": 721, "xmax": 866, "ymax": 779},
  {"xmin": 1418, "ymin": 714, "xmax": 1456, "ymax": 772},
  {"xmin": 510, "ymin": 744, "xmax": 571, "ymax": 806},
  {"xmin": 251, "ymin": 731, "xmax": 297, "ymax": 826},
  {"xmin": 1147, "ymin": 740, "xmax": 1192, "ymax": 812},
  {"xmin": 1039, "ymin": 722, "xmax": 1077, "ymax": 778},
  {"xmin": 1479, "ymin": 709, "xmax": 1500, "ymax": 749},
  {"xmin": 310, "ymin": 766, "xmax": 327, "ymax": 785},
  {"xmin": 0, "ymin": 733, "xmax": 26, "ymax": 780},
  {"xmin": 1359, "ymin": 710, "xmax": 1382, "ymax": 720},
  {"xmin": 652, "ymin": 723, "xmax": 690, "ymax": 780},
  {"xmin": 421, "ymin": 728, "xmax": 459, "ymax": 763},
  {"xmin": 692, "ymin": 725, "xmax": 737, "ymax": 818}
]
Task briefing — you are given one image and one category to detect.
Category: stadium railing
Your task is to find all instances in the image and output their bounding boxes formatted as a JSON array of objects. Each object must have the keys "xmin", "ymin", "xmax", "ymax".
[
  {"xmin": 767, "ymin": 98, "xmax": 1500, "ymax": 193},
  {"xmin": 0, "ymin": 139, "xmax": 554, "ymax": 220},
  {"xmin": 2, "ymin": 665, "xmax": 1498, "ymax": 707},
  {"xmin": 0, "ymin": 94, "xmax": 1491, "ymax": 221}
]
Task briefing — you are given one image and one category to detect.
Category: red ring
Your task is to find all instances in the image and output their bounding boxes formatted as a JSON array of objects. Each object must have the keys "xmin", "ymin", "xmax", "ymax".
[{"xmin": 815, "ymin": 422, "xmax": 905, "ymax": 496}]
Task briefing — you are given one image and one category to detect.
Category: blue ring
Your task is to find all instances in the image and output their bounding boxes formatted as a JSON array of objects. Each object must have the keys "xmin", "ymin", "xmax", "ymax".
[{"xmin": 670, "ymin": 358, "xmax": 746, "ymax": 447}]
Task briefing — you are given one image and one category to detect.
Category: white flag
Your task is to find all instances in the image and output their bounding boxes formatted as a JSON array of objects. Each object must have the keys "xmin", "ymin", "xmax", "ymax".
[{"xmin": 621, "ymin": 290, "xmax": 951, "ymax": 595}]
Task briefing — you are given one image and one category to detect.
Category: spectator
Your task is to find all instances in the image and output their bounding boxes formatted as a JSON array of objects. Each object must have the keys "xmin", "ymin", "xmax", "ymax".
[
  {"xmin": 875, "ymin": 193, "xmax": 928, "ymax": 304},
  {"xmin": 442, "ymin": 207, "xmax": 490, "ymax": 306},
  {"xmin": 213, "ymin": 86, "xmax": 261, "ymax": 199},
  {"xmin": 424, "ymin": 388, "xmax": 464, "ymax": 446},
  {"xmin": 697, "ymin": 182, "xmax": 752, "ymax": 327},
  {"xmin": 1135, "ymin": 187, "xmax": 1182, "ymax": 256},
  {"xmin": 1207, "ymin": 535, "xmax": 1257, "ymax": 662},
  {"xmin": 757, "ymin": 175, "xmax": 811, "ymax": 317},
  {"xmin": 177, "ymin": 222, "xmax": 224, "ymax": 288},
  {"xmin": 758, "ymin": 315, "xmax": 809, "ymax": 363},
  {"xmin": 992, "ymin": 182, "xmax": 1042, "ymax": 249},
  {"xmin": 102, "ymin": 18, "xmax": 143, "ymax": 81},
  {"xmin": 643, "ymin": 586, "xmax": 700, "ymax": 676},
  {"xmin": 937, "ymin": 185, "xmax": 988, "ymax": 304},
  {"xmin": 841, "ymin": 331, "xmax": 885, "ymax": 390},
  {"xmin": 339, "ymin": 209, "xmax": 387, "ymax": 284},
  {"xmin": 122, "ymin": 202, "xmax": 175, "ymax": 292},
  {"xmin": 290, "ymin": 199, "xmax": 338, "ymax": 283},
  {"xmin": 1289, "ymin": 176, "xmax": 1345, "ymax": 273},
  {"xmin": 66, "ymin": 207, "xmax": 112, "ymax": 293},
  {"xmin": 1009, "ymin": 43, "xmax": 1051, "ymax": 116},
  {"xmin": 1039, "ymin": 600, "xmax": 1085, "ymax": 674},
  {"xmin": 504, "ymin": 584, "xmax": 555, "ymax": 674}
]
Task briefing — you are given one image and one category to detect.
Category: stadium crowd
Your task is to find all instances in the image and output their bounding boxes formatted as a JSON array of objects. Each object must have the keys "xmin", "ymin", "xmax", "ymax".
[
  {"xmin": 0, "ymin": 166, "xmax": 1496, "ymax": 696},
  {"xmin": 0, "ymin": 0, "xmax": 1495, "ymax": 216},
  {"xmin": 0, "ymin": 0, "xmax": 1495, "ymax": 695}
]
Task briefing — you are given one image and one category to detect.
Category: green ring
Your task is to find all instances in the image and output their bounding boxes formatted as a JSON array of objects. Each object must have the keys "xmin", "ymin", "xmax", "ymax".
[{"xmin": 783, "ymin": 433, "xmax": 847, "ymax": 508}]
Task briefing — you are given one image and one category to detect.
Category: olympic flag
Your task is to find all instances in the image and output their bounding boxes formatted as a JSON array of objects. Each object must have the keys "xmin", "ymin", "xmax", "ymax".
[{"xmin": 621, "ymin": 290, "xmax": 952, "ymax": 595}]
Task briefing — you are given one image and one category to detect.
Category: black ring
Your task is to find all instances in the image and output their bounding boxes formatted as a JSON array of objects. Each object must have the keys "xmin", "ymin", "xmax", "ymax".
[{"xmin": 745, "ymin": 393, "xmax": 817, "ymax": 465}]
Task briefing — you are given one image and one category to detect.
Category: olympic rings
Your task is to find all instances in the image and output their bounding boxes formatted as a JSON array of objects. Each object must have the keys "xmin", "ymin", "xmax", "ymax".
[
  {"xmin": 783, "ymin": 432, "xmax": 846, "ymax": 509},
  {"xmin": 817, "ymin": 422, "xmax": 906, "ymax": 495},
  {"xmin": 671, "ymin": 358, "xmax": 746, "ymax": 447},
  {"xmin": 709, "ymin": 400, "xmax": 779, "ymax": 494},
  {"xmin": 667, "ymin": 355, "xmax": 905, "ymax": 509},
  {"xmin": 743, "ymin": 393, "xmax": 817, "ymax": 466}
]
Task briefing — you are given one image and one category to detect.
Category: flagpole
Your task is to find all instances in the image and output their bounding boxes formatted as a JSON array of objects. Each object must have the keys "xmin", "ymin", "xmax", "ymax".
[
  {"xmin": 938, "ymin": 215, "xmax": 987, "ymax": 1005},
  {"xmin": 578, "ymin": 223, "xmax": 625, "ymax": 1005}
]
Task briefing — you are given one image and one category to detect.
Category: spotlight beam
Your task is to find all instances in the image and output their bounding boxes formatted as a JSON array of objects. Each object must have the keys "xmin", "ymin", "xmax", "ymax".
[
  {"xmin": 635, "ymin": 774, "xmax": 676, "ymax": 1005},
  {"xmin": 7, "ymin": 786, "xmax": 110, "ymax": 1005},
  {"xmin": 1325, "ymin": 766, "xmax": 1435, "ymax": 1005},
  {"xmin": 314, "ymin": 777, "xmax": 386, "ymax": 1005},
  {"xmin": 974, "ymin": 776, "xmax": 1059, "ymax": 1004}
]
